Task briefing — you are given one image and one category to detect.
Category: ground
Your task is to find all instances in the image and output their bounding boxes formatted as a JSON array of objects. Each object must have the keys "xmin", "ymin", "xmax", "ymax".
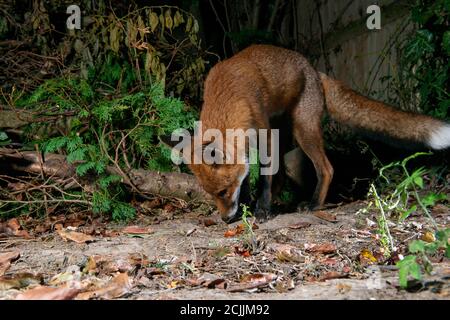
[{"xmin": 0, "ymin": 201, "xmax": 449, "ymax": 300}]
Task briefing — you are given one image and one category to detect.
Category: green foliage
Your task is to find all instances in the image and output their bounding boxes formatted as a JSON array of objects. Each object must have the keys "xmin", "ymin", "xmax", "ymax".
[
  {"xmin": 16, "ymin": 65, "xmax": 197, "ymax": 220},
  {"xmin": 363, "ymin": 152, "xmax": 449, "ymax": 288},
  {"xmin": 397, "ymin": 228, "xmax": 450, "ymax": 288},
  {"xmin": 396, "ymin": 0, "xmax": 450, "ymax": 119},
  {"xmin": 240, "ymin": 204, "xmax": 258, "ymax": 253}
]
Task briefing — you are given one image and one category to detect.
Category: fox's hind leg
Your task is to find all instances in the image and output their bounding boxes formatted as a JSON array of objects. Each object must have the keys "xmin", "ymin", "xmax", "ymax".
[{"xmin": 291, "ymin": 81, "xmax": 334, "ymax": 210}]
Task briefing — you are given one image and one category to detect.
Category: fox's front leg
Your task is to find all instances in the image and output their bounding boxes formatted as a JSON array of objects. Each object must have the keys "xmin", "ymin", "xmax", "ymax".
[{"xmin": 255, "ymin": 173, "xmax": 272, "ymax": 221}]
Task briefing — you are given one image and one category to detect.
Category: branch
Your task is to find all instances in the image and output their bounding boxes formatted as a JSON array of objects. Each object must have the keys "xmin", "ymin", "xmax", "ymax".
[{"xmin": 0, "ymin": 148, "xmax": 213, "ymax": 203}]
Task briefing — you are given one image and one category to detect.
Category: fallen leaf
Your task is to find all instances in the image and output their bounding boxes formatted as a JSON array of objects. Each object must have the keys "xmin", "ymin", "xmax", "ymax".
[
  {"xmin": 359, "ymin": 249, "xmax": 378, "ymax": 265},
  {"xmin": 15, "ymin": 286, "xmax": 79, "ymax": 300},
  {"xmin": 187, "ymin": 273, "xmax": 227, "ymax": 289},
  {"xmin": 48, "ymin": 266, "xmax": 81, "ymax": 286},
  {"xmin": 223, "ymin": 223, "xmax": 249, "ymax": 238},
  {"xmin": 421, "ymin": 231, "xmax": 436, "ymax": 243},
  {"xmin": 57, "ymin": 229, "xmax": 94, "ymax": 243},
  {"xmin": 0, "ymin": 251, "xmax": 20, "ymax": 276},
  {"xmin": 75, "ymin": 273, "xmax": 132, "ymax": 300},
  {"xmin": 313, "ymin": 210, "xmax": 337, "ymax": 222},
  {"xmin": 83, "ymin": 255, "xmax": 134, "ymax": 275},
  {"xmin": 83, "ymin": 256, "xmax": 98, "ymax": 274},
  {"xmin": 0, "ymin": 273, "xmax": 42, "ymax": 290},
  {"xmin": 306, "ymin": 243, "xmax": 337, "ymax": 254},
  {"xmin": 224, "ymin": 229, "xmax": 238, "ymax": 238},
  {"xmin": 274, "ymin": 278, "xmax": 295, "ymax": 293},
  {"xmin": 268, "ymin": 243, "xmax": 305, "ymax": 263},
  {"xmin": 0, "ymin": 218, "xmax": 30, "ymax": 238},
  {"xmin": 122, "ymin": 225, "xmax": 153, "ymax": 235},
  {"xmin": 167, "ymin": 280, "xmax": 179, "ymax": 289},
  {"xmin": 234, "ymin": 246, "xmax": 251, "ymax": 257},
  {"xmin": 288, "ymin": 222, "xmax": 311, "ymax": 229},
  {"xmin": 227, "ymin": 273, "xmax": 277, "ymax": 292},
  {"xmin": 320, "ymin": 271, "xmax": 347, "ymax": 281},
  {"xmin": 202, "ymin": 218, "xmax": 217, "ymax": 227},
  {"xmin": 337, "ymin": 283, "xmax": 352, "ymax": 294}
]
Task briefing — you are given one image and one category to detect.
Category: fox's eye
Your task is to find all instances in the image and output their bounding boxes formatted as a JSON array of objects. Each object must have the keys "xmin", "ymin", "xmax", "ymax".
[{"xmin": 217, "ymin": 189, "xmax": 227, "ymax": 198}]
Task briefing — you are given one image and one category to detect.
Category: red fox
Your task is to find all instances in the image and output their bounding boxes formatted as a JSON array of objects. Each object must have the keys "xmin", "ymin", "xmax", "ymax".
[{"xmin": 162, "ymin": 45, "xmax": 450, "ymax": 223}]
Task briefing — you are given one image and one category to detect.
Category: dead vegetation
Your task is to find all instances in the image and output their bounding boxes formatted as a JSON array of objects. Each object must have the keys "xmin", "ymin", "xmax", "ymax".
[{"xmin": 0, "ymin": 202, "xmax": 448, "ymax": 300}]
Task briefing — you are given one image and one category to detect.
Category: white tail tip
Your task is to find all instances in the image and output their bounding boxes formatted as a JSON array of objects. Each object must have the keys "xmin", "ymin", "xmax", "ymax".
[{"xmin": 428, "ymin": 124, "xmax": 450, "ymax": 150}]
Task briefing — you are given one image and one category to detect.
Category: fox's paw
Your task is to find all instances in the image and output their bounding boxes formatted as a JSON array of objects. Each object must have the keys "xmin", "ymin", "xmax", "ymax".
[{"xmin": 255, "ymin": 201, "xmax": 271, "ymax": 222}]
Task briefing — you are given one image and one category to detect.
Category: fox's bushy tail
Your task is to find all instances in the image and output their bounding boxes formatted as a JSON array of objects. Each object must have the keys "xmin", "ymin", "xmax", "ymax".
[{"xmin": 319, "ymin": 73, "xmax": 450, "ymax": 150}]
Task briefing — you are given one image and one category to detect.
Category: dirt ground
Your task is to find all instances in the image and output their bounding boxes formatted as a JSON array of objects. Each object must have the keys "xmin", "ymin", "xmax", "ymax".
[{"xmin": 0, "ymin": 201, "xmax": 449, "ymax": 300}]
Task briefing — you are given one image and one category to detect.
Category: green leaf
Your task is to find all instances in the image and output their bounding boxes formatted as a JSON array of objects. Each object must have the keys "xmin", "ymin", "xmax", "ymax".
[
  {"xmin": 409, "ymin": 240, "xmax": 426, "ymax": 253},
  {"xmin": 396, "ymin": 255, "xmax": 422, "ymax": 288},
  {"xmin": 413, "ymin": 176, "xmax": 423, "ymax": 188},
  {"xmin": 399, "ymin": 205, "xmax": 417, "ymax": 221},
  {"xmin": 422, "ymin": 193, "xmax": 447, "ymax": 207},
  {"xmin": 76, "ymin": 162, "xmax": 96, "ymax": 176}
]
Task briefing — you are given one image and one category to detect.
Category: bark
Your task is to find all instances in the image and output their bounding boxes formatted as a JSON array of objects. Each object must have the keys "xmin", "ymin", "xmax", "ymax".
[{"xmin": 0, "ymin": 148, "xmax": 213, "ymax": 203}]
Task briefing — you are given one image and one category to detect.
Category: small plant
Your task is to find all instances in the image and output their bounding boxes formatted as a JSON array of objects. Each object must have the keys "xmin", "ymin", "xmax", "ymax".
[
  {"xmin": 397, "ymin": 228, "xmax": 450, "ymax": 288},
  {"xmin": 362, "ymin": 152, "xmax": 448, "ymax": 288},
  {"xmin": 240, "ymin": 204, "xmax": 258, "ymax": 253}
]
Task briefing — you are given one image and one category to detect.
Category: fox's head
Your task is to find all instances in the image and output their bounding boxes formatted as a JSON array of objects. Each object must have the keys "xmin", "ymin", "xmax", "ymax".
[{"xmin": 160, "ymin": 134, "xmax": 250, "ymax": 223}]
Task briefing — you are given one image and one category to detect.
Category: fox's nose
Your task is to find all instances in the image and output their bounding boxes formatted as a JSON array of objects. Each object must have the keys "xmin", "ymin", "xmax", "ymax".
[
  {"xmin": 221, "ymin": 212, "xmax": 241, "ymax": 224},
  {"xmin": 221, "ymin": 215, "xmax": 234, "ymax": 224}
]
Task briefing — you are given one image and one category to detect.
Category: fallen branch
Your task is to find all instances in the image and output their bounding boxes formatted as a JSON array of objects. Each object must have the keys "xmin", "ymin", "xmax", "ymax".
[{"xmin": 0, "ymin": 148, "xmax": 213, "ymax": 203}]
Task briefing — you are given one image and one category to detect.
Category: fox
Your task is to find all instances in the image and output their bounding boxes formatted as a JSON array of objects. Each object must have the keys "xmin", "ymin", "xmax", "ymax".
[{"xmin": 162, "ymin": 44, "xmax": 450, "ymax": 223}]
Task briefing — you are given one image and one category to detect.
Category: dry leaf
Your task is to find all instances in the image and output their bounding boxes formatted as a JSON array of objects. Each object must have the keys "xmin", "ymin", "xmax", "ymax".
[
  {"xmin": 122, "ymin": 225, "xmax": 153, "ymax": 235},
  {"xmin": 268, "ymin": 243, "xmax": 305, "ymax": 263},
  {"xmin": 15, "ymin": 286, "xmax": 79, "ymax": 300},
  {"xmin": 187, "ymin": 273, "xmax": 227, "ymax": 289},
  {"xmin": 224, "ymin": 223, "xmax": 249, "ymax": 238},
  {"xmin": 48, "ymin": 266, "xmax": 81, "ymax": 286},
  {"xmin": 359, "ymin": 249, "xmax": 378, "ymax": 265},
  {"xmin": 224, "ymin": 229, "xmax": 238, "ymax": 238},
  {"xmin": 76, "ymin": 273, "xmax": 132, "ymax": 300},
  {"xmin": 202, "ymin": 218, "xmax": 217, "ymax": 227},
  {"xmin": 167, "ymin": 280, "xmax": 179, "ymax": 289},
  {"xmin": 320, "ymin": 271, "xmax": 348, "ymax": 281},
  {"xmin": 234, "ymin": 246, "xmax": 251, "ymax": 257},
  {"xmin": 57, "ymin": 229, "xmax": 94, "ymax": 243},
  {"xmin": 227, "ymin": 273, "xmax": 277, "ymax": 292},
  {"xmin": 306, "ymin": 243, "xmax": 337, "ymax": 254},
  {"xmin": 337, "ymin": 283, "xmax": 352, "ymax": 294},
  {"xmin": 313, "ymin": 210, "xmax": 337, "ymax": 222},
  {"xmin": 0, "ymin": 251, "xmax": 20, "ymax": 276},
  {"xmin": 421, "ymin": 231, "xmax": 436, "ymax": 243},
  {"xmin": 83, "ymin": 255, "xmax": 134, "ymax": 275},
  {"xmin": 0, "ymin": 273, "xmax": 42, "ymax": 290},
  {"xmin": 0, "ymin": 218, "xmax": 31, "ymax": 238}
]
